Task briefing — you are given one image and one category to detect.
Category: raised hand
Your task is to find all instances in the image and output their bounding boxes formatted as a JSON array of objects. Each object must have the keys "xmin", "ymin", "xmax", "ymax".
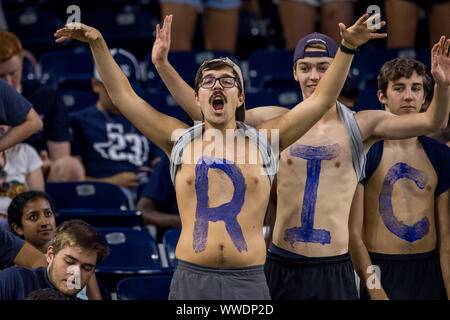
[
  {"xmin": 431, "ymin": 36, "xmax": 450, "ymax": 86},
  {"xmin": 152, "ymin": 14, "xmax": 172, "ymax": 66},
  {"xmin": 54, "ymin": 23, "xmax": 102, "ymax": 44},
  {"xmin": 338, "ymin": 13, "xmax": 387, "ymax": 49}
]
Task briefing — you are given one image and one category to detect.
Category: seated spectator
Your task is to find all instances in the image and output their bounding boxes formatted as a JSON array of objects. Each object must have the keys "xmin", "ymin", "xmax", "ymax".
[
  {"xmin": 0, "ymin": 78, "xmax": 42, "ymax": 153},
  {"xmin": 6, "ymin": 191, "xmax": 105, "ymax": 300},
  {"xmin": 385, "ymin": 0, "xmax": 450, "ymax": 48},
  {"xmin": 277, "ymin": 0, "xmax": 354, "ymax": 49},
  {"xmin": 0, "ymin": 225, "xmax": 46, "ymax": 271},
  {"xmin": 26, "ymin": 287, "xmax": 70, "ymax": 300},
  {"xmin": 7, "ymin": 191, "xmax": 55, "ymax": 254},
  {"xmin": 159, "ymin": 0, "xmax": 241, "ymax": 53},
  {"xmin": 0, "ymin": 125, "xmax": 44, "ymax": 218},
  {"xmin": 0, "ymin": 31, "xmax": 84, "ymax": 182},
  {"xmin": 70, "ymin": 49, "xmax": 162, "ymax": 205},
  {"xmin": 0, "ymin": 219, "xmax": 109, "ymax": 300},
  {"xmin": 137, "ymin": 155, "xmax": 180, "ymax": 242}
]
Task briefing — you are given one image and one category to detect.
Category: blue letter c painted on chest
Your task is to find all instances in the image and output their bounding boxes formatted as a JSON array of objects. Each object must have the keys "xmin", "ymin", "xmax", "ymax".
[{"xmin": 379, "ymin": 162, "xmax": 429, "ymax": 242}]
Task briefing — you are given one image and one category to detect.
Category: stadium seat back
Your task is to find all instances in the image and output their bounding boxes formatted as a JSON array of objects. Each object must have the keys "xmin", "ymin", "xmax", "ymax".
[
  {"xmin": 116, "ymin": 275, "xmax": 173, "ymax": 300},
  {"xmin": 162, "ymin": 228, "xmax": 181, "ymax": 268},
  {"xmin": 248, "ymin": 49, "xmax": 297, "ymax": 90},
  {"xmin": 45, "ymin": 182, "xmax": 131, "ymax": 210},
  {"xmin": 55, "ymin": 209, "xmax": 143, "ymax": 229}
]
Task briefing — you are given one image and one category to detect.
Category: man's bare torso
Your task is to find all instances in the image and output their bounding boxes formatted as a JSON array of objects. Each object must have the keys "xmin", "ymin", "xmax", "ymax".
[
  {"xmin": 273, "ymin": 107, "xmax": 359, "ymax": 257},
  {"xmin": 173, "ymin": 133, "xmax": 271, "ymax": 267},
  {"xmin": 363, "ymin": 139, "xmax": 438, "ymax": 254}
]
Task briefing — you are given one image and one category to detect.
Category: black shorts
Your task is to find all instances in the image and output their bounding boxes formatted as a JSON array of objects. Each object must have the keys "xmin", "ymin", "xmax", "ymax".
[
  {"xmin": 359, "ymin": 249, "xmax": 447, "ymax": 300},
  {"xmin": 264, "ymin": 244, "xmax": 358, "ymax": 300},
  {"xmin": 402, "ymin": 0, "xmax": 449, "ymax": 6}
]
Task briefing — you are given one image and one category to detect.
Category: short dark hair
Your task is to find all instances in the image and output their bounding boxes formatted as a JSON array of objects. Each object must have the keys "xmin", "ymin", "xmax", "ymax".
[
  {"xmin": 7, "ymin": 191, "xmax": 55, "ymax": 238},
  {"xmin": 377, "ymin": 58, "xmax": 432, "ymax": 102},
  {"xmin": 25, "ymin": 288, "xmax": 69, "ymax": 300},
  {"xmin": 52, "ymin": 220, "xmax": 109, "ymax": 265}
]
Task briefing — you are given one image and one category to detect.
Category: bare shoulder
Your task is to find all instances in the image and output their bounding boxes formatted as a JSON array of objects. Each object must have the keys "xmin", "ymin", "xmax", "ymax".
[
  {"xmin": 246, "ymin": 106, "xmax": 289, "ymax": 128},
  {"xmin": 354, "ymin": 109, "xmax": 391, "ymax": 141}
]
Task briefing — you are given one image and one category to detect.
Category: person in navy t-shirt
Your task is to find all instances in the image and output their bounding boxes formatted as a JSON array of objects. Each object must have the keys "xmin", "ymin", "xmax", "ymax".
[
  {"xmin": 0, "ymin": 31, "xmax": 84, "ymax": 182},
  {"xmin": 0, "ymin": 219, "xmax": 108, "ymax": 300},
  {"xmin": 70, "ymin": 49, "xmax": 162, "ymax": 205}
]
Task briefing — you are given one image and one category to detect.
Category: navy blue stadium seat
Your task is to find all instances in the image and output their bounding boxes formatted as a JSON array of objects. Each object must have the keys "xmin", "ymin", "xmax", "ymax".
[
  {"xmin": 22, "ymin": 55, "xmax": 38, "ymax": 81},
  {"xmin": 247, "ymin": 49, "xmax": 297, "ymax": 90},
  {"xmin": 162, "ymin": 228, "xmax": 180, "ymax": 268},
  {"xmin": 350, "ymin": 47, "xmax": 431, "ymax": 90},
  {"xmin": 97, "ymin": 227, "xmax": 163, "ymax": 273},
  {"xmin": 5, "ymin": 8, "xmax": 64, "ymax": 54},
  {"xmin": 55, "ymin": 209, "xmax": 143, "ymax": 229},
  {"xmin": 39, "ymin": 50, "xmax": 94, "ymax": 89},
  {"xmin": 81, "ymin": 8, "xmax": 158, "ymax": 58},
  {"xmin": 60, "ymin": 90, "xmax": 97, "ymax": 114},
  {"xmin": 45, "ymin": 182, "xmax": 131, "ymax": 211},
  {"xmin": 245, "ymin": 89, "xmax": 301, "ymax": 110},
  {"xmin": 96, "ymin": 227, "xmax": 170, "ymax": 292},
  {"xmin": 116, "ymin": 275, "xmax": 173, "ymax": 300},
  {"xmin": 140, "ymin": 91, "xmax": 188, "ymax": 121}
]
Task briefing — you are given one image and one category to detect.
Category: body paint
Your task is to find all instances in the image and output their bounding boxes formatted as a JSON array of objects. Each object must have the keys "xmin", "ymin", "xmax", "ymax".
[
  {"xmin": 194, "ymin": 156, "xmax": 248, "ymax": 253},
  {"xmin": 284, "ymin": 144, "xmax": 340, "ymax": 246},
  {"xmin": 379, "ymin": 162, "xmax": 429, "ymax": 242}
]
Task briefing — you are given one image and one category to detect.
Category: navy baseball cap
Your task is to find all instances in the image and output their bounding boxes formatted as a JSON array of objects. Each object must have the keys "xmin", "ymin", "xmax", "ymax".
[{"xmin": 293, "ymin": 32, "xmax": 338, "ymax": 64}]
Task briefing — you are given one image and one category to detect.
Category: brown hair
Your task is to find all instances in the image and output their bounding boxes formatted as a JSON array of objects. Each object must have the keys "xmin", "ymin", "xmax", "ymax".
[
  {"xmin": 52, "ymin": 220, "xmax": 109, "ymax": 265},
  {"xmin": 194, "ymin": 59, "xmax": 243, "ymax": 95},
  {"xmin": 377, "ymin": 58, "xmax": 432, "ymax": 101},
  {"xmin": 0, "ymin": 31, "xmax": 23, "ymax": 62}
]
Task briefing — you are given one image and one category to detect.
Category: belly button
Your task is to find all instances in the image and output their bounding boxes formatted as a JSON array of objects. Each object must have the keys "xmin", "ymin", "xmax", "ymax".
[
  {"xmin": 335, "ymin": 161, "xmax": 340, "ymax": 168},
  {"xmin": 186, "ymin": 177, "xmax": 193, "ymax": 185}
]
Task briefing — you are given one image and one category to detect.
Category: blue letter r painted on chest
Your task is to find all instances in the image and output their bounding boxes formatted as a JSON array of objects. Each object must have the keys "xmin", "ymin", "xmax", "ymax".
[{"xmin": 193, "ymin": 156, "xmax": 248, "ymax": 253}]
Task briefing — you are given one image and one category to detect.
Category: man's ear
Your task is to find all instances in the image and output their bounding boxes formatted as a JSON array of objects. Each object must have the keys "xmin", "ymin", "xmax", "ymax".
[
  {"xmin": 377, "ymin": 89, "xmax": 387, "ymax": 105},
  {"xmin": 293, "ymin": 64, "xmax": 299, "ymax": 82},
  {"xmin": 238, "ymin": 92, "xmax": 245, "ymax": 108},
  {"xmin": 11, "ymin": 223, "xmax": 24, "ymax": 237},
  {"xmin": 194, "ymin": 92, "xmax": 200, "ymax": 106},
  {"xmin": 46, "ymin": 245, "xmax": 54, "ymax": 265}
]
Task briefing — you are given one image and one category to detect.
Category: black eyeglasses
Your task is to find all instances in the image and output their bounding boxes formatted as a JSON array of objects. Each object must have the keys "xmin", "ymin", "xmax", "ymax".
[{"xmin": 199, "ymin": 76, "xmax": 237, "ymax": 89}]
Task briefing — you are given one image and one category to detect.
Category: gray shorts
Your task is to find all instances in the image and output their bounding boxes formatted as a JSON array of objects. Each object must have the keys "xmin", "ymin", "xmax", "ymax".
[
  {"xmin": 284, "ymin": 0, "xmax": 355, "ymax": 7},
  {"xmin": 169, "ymin": 260, "xmax": 271, "ymax": 300}
]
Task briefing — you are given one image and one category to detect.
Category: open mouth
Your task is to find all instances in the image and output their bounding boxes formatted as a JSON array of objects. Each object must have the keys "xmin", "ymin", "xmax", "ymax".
[{"xmin": 210, "ymin": 93, "xmax": 226, "ymax": 113}]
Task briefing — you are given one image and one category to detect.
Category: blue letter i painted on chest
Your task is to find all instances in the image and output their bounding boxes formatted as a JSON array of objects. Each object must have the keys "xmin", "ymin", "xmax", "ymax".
[
  {"xmin": 193, "ymin": 156, "xmax": 247, "ymax": 253},
  {"xmin": 284, "ymin": 144, "xmax": 340, "ymax": 246}
]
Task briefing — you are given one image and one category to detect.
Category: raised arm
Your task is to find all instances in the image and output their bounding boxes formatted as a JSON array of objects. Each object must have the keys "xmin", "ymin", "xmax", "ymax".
[
  {"xmin": 54, "ymin": 24, "xmax": 188, "ymax": 156},
  {"xmin": 258, "ymin": 14, "xmax": 387, "ymax": 151},
  {"xmin": 348, "ymin": 183, "xmax": 389, "ymax": 300},
  {"xmin": 358, "ymin": 36, "xmax": 450, "ymax": 144},
  {"xmin": 153, "ymin": 15, "xmax": 289, "ymax": 126},
  {"xmin": 152, "ymin": 15, "xmax": 201, "ymax": 122}
]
